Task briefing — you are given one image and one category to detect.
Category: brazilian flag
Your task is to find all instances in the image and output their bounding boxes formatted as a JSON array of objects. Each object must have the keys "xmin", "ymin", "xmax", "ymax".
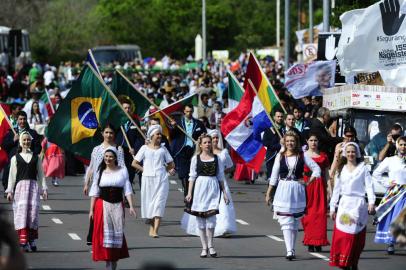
[
  {"xmin": 46, "ymin": 64, "xmax": 128, "ymax": 159},
  {"xmin": 111, "ymin": 71, "xmax": 150, "ymax": 120}
]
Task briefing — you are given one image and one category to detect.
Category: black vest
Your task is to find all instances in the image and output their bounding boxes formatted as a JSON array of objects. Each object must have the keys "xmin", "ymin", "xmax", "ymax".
[
  {"xmin": 279, "ymin": 153, "xmax": 304, "ymax": 180},
  {"xmin": 196, "ymin": 155, "xmax": 218, "ymax": 177},
  {"xmin": 16, "ymin": 153, "xmax": 38, "ymax": 182}
]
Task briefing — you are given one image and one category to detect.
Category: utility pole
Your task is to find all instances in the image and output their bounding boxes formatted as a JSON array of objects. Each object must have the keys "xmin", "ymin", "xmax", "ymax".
[
  {"xmin": 285, "ymin": 0, "xmax": 290, "ymax": 68},
  {"xmin": 323, "ymin": 0, "xmax": 330, "ymax": 32},
  {"xmin": 276, "ymin": 0, "xmax": 280, "ymax": 47},
  {"xmin": 202, "ymin": 0, "xmax": 206, "ymax": 62},
  {"xmin": 309, "ymin": 0, "xmax": 313, "ymax": 42}
]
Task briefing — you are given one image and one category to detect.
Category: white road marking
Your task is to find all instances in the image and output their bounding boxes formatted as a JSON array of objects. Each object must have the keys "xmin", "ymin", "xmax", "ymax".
[
  {"xmin": 42, "ymin": 205, "xmax": 51, "ymax": 210},
  {"xmin": 236, "ymin": 219, "xmax": 249, "ymax": 225},
  {"xmin": 266, "ymin": 235, "xmax": 284, "ymax": 242},
  {"xmin": 68, "ymin": 233, "xmax": 81, "ymax": 240},
  {"xmin": 309, "ymin": 252, "xmax": 329, "ymax": 261},
  {"xmin": 177, "ymin": 188, "xmax": 183, "ymax": 193},
  {"xmin": 52, "ymin": 218, "xmax": 63, "ymax": 224},
  {"xmin": 170, "ymin": 180, "xmax": 177, "ymax": 185},
  {"xmin": 40, "ymin": 195, "xmax": 43, "ymax": 200}
]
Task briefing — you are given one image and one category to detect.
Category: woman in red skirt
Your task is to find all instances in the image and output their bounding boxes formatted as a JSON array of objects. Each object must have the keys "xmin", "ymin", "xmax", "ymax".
[
  {"xmin": 329, "ymin": 142, "xmax": 375, "ymax": 269},
  {"xmin": 301, "ymin": 133, "xmax": 330, "ymax": 252},
  {"xmin": 89, "ymin": 147, "xmax": 136, "ymax": 270}
]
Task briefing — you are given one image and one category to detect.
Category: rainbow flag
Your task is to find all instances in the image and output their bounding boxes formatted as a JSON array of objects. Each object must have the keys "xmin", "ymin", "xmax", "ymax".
[{"xmin": 243, "ymin": 53, "xmax": 283, "ymax": 115}]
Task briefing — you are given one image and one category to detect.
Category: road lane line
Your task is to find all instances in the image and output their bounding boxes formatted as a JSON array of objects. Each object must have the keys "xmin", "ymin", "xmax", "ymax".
[
  {"xmin": 177, "ymin": 188, "xmax": 183, "ymax": 193},
  {"xmin": 42, "ymin": 205, "xmax": 51, "ymax": 210},
  {"xmin": 170, "ymin": 180, "xmax": 177, "ymax": 185},
  {"xmin": 266, "ymin": 235, "xmax": 284, "ymax": 242},
  {"xmin": 309, "ymin": 252, "xmax": 329, "ymax": 261},
  {"xmin": 51, "ymin": 218, "xmax": 63, "ymax": 224},
  {"xmin": 236, "ymin": 219, "xmax": 249, "ymax": 225},
  {"xmin": 68, "ymin": 233, "xmax": 81, "ymax": 240}
]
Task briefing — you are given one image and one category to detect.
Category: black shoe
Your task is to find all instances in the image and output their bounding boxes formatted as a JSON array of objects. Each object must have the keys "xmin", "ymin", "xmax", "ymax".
[
  {"xmin": 315, "ymin": 246, "xmax": 322, "ymax": 252},
  {"xmin": 387, "ymin": 244, "xmax": 395, "ymax": 255},
  {"xmin": 308, "ymin": 245, "xmax": 315, "ymax": 252},
  {"xmin": 208, "ymin": 247, "xmax": 217, "ymax": 257},
  {"xmin": 286, "ymin": 250, "xmax": 295, "ymax": 260},
  {"xmin": 29, "ymin": 241, "xmax": 37, "ymax": 252}
]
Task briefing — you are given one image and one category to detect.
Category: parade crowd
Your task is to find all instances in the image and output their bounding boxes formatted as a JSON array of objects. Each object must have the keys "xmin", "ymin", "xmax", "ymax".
[{"xmin": 0, "ymin": 53, "xmax": 405, "ymax": 270}]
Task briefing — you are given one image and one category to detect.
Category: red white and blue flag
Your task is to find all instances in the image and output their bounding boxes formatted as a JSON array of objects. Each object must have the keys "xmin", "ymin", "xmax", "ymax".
[{"xmin": 221, "ymin": 80, "xmax": 271, "ymax": 168}]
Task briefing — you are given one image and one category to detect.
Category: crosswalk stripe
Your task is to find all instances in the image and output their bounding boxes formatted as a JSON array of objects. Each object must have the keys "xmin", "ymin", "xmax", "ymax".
[
  {"xmin": 42, "ymin": 205, "xmax": 51, "ymax": 210},
  {"xmin": 170, "ymin": 180, "xmax": 177, "ymax": 185},
  {"xmin": 266, "ymin": 235, "xmax": 284, "ymax": 242},
  {"xmin": 52, "ymin": 218, "xmax": 63, "ymax": 224},
  {"xmin": 236, "ymin": 219, "xmax": 249, "ymax": 225},
  {"xmin": 68, "ymin": 233, "xmax": 81, "ymax": 240},
  {"xmin": 309, "ymin": 252, "xmax": 329, "ymax": 261}
]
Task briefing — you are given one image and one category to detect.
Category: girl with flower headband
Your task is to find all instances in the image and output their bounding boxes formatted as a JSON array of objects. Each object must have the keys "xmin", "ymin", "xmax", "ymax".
[
  {"xmin": 5, "ymin": 131, "xmax": 48, "ymax": 252},
  {"xmin": 373, "ymin": 136, "xmax": 406, "ymax": 255},
  {"xmin": 329, "ymin": 142, "xmax": 376, "ymax": 269},
  {"xmin": 184, "ymin": 133, "xmax": 228, "ymax": 258},
  {"xmin": 132, "ymin": 124, "xmax": 175, "ymax": 238}
]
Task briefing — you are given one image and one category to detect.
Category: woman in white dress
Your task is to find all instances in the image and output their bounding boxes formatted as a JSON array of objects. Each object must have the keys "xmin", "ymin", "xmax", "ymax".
[
  {"xmin": 89, "ymin": 147, "xmax": 136, "ymax": 270},
  {"xmin": 84, "ymin": 123, "xmax": 125, "ymax": 195},
  {"xmin": 265, "ymin": 131, "xmax": 321, "ymax": 260},
  {"xmin": 6, "ymin": 131, "xmax": 48, "ymax": 252},
  {"xmin": 373, "ymin": 136, "xmax": 406, "ymax": 254},
  {"xmin": 181, "ymin": 130, "xmax": 236, "ymax": 237},
  {"xmin": 185, "ymin": 134, "xmax": 229, "ymax": 258},
  {"xmin": 329, "ymin": 142, "xmax": 375, "ymax": 269},
  {"xmin": 132, "ymin": 125, "xmax": 175, "ymax": 238},
  {"xmin": 83, "ymin": 123, "xmax": 125, "ymax": 245}
]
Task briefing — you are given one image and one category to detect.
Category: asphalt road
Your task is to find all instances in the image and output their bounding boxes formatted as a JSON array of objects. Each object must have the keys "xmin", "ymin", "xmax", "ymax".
[{"xmin": 0, "ymin": 175, "xmax": 405, "ymax": 270}]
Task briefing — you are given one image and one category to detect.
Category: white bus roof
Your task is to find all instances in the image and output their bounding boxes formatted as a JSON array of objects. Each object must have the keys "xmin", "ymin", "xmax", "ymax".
[{"xmin": 322, "ymin": 84, "xmax": 406, "ymax": 112}]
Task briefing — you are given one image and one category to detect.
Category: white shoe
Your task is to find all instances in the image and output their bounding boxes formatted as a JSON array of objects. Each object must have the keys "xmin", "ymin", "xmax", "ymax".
[{"xmin": 52, "ymin": 179, "xmax": 59, "ymax": 187}]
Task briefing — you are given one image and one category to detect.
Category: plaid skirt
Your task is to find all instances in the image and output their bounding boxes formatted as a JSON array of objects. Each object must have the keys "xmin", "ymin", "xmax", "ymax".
[{"xmin": 13, "ymin": 179, "xmax": 40, "ymax": 231}]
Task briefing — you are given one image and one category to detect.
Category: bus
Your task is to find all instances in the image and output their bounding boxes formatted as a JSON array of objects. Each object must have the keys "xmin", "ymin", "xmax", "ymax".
[
  {"xmin": 91, "ymin": 45, "xmax": 142, "ymax": 65},
  {"xmin": 0, "ymin": 26, "xmax": 31, "ymax": 72}
]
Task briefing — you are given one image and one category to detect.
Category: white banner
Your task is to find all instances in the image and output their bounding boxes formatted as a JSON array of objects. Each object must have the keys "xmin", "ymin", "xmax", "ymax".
[
  {"xmin": 337, "ymin": 0, "xmax": 406, "ymax": 74},
  {"xmin": 284, "ymin": 61, "xmax": 336, "ymax": 99}
]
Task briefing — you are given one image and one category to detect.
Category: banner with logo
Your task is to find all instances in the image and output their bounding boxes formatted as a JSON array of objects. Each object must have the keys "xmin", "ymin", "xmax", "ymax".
[
  {"xmin": 284, "ymin": 60, "xmax": 336, "ymax": 99},
  {"xmin": 337, "ymin": 0, "xmax": 406, "ymax": 75}
]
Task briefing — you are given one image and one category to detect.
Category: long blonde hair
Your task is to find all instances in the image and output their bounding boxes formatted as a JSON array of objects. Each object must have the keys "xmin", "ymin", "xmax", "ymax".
[
  {"xmin": 280, "ymin": 130, "xmax": 301, "ymax": 156},
  {"xmin": 194, "ymin": 133, "xmax": 213, "ymax": 156}
]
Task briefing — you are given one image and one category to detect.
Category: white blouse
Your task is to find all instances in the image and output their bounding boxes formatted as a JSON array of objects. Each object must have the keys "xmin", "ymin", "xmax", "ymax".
[
  {"xmin": 372, "ymin": 155, "xmax": 406, "ymax": 187},
  {"xmin": 188, "ymin": 155, "xmax": 225, "ymax": 182},
  {"xmin": 134, "ymin": 145, "xmax": 173, "ymax": 177},
  {"xmin": 269, "ymin": 153, "xmax": 321, "ymax": 186},
  {"xmin": 330, "ymin": 163, "xmax": 376, "ymax": 211},
  {"xmin": 85, "ymin": 144, "xmax": 125, "ymax": 183},
  {"xmin": 6, "ymin": 152, "xmax": 47, "ymax": 193},
  {"xmin": 89, "ymin": 166, "xmax": 132, "ymax": 197},
  {"xmin": 218, "ymin": 149, "xmax": 233, "ymax": 170}
]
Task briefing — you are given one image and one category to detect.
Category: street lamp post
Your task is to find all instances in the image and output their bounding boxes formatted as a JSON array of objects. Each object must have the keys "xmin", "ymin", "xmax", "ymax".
[
  {"xmin": 285, "ymin": 0, "xmax": 290, "ymax": 68},
  {"xmin": 202, "ymin": 0, "xmax": 206, "ymax": 62},
  {"xmin": 323, "ymin": 0, "xmax": 330, "ymax": 32},
  {"xmin": 309, "ymin": 0, "xmax": 313, "ymax": 42},
  {"xmin": 276, "ymin": 0, "xmax": 280, "ymax": 47}
]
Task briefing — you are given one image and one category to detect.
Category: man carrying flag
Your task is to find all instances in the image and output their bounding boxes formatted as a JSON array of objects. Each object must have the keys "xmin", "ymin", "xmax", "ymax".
[{"xmin": 169, "ymin": 104, "xmax": 206, "ymax": 196}]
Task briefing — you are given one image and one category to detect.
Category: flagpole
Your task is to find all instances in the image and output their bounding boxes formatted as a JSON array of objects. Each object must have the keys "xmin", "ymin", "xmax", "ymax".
[
  {"xmin": 87, "ymin": 63, "xmax": 147, "ymax": 140},
  {"xmin": 0, "ymin": 105, "xmax": 17, "ymax": 136},
  {"xmin": 120, "ymin": 126, "xmax": 136, "ymax": 158},
  {"xmin": 248, "ymin": 79, "xmax": 282, "ymax": 139},
  {"xmin": 116, "ymin": 69, "xmax": 197, "ymax": 144},
  {"xmin": 44, "ymin": 89, "xmax": 55, "ymax": 114},
  {"xmin": 88, "ymin": 49, "xmax": 102, "ymax": 76},
  {"xmin": 250, "ymin": 52, "xmax": 287, "ymax": 114}
]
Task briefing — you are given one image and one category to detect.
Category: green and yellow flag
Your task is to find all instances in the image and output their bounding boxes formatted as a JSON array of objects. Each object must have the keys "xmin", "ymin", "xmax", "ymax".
[
  {"xmin": 46, "ymin": 64, "xmax": 128, "ymax": 159},
  {"xmin": 111, "ymin": 71, "xmax": 150, "ymax": 121}
]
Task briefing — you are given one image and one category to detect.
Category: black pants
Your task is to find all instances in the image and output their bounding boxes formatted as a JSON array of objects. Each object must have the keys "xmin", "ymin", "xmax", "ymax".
[
  {"xmin": 266, "ymin": 157, "xmax": 276, "ymax": 179},
  {"xmin": 176, "ymin": 146, "xmax": 194, "ymax": 197},
  {"xmin": 2, "ymin": 164, "xmax": 10, "ymax": 191}
]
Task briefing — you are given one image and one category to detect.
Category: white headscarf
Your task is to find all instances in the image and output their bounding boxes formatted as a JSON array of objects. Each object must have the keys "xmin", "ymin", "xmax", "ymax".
[
  {"xmin": 147, "ymin": 124, "xmax": 162, "ymax": 139},
  {"xmin": 104, "ymin": 146, "xmax": 118, "ymax": 156},
  {"xmin": 19, "ymin": 131, "xmax": 32, "ymax": 149},
  {"xmin": 342, "ymin": 142, "xmax": 362, "ymax": 158},
  {"xmin": 208, "ymin": 129, "xmax": 224, "ymax": 149}
]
